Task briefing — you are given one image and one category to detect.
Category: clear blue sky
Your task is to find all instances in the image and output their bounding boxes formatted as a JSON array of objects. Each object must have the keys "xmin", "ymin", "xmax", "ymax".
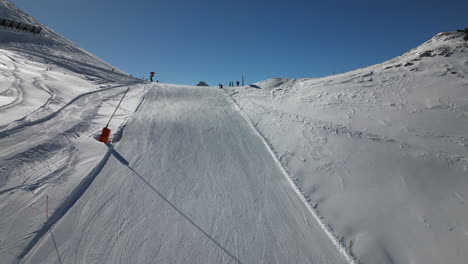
[{"xmin": 10, "ymin": 0, "xmax": 468, "ymax": 85}]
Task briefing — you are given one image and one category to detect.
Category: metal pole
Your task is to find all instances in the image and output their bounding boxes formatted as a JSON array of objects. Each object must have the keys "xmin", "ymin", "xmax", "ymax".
[{"xmin": 106, "ymin": 87, "xmax": 130, "ymax": 128}]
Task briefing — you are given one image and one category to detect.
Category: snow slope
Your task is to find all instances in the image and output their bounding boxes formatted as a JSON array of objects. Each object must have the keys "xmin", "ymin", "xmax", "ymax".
[
  {"xmin": 0, "ymin": 0, "xmax": 140, "ymax": 128},
  {"xmin": 1, "ymin": 0, "xmax": 467, "ymax": 263},
  {"xmin": 226, "ymin": 31, "xmax": 468, "ymax": 264},
  {"xmin": 0, "ymin": 2, "xmax": 351, "ymax": 263},
  {"xmin": 22, "ymin": 85, "xmax": 351, "ymax": 264},
  {"xmin": 0, "ymin": 1, "xmax": 147, "ymax": 263}
]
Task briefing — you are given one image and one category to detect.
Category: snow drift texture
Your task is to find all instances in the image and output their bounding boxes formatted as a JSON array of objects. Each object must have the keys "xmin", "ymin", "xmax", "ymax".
[
  {"xmin": 227, "ymin": 31, "xmax": 468, "ymax": 264},
  {"xmin": 0, "ymin": 1, "xmax": 147, "ymax": 263},
  {"xmin": 0, "ymin": 0, "xmax": 467, "ymax": 263}
]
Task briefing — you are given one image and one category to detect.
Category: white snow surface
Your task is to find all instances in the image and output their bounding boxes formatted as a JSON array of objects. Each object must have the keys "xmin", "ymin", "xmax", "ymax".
[
  {"xmin": 1, "ymin": 1, "xmax": 468, "ymax": 263},
  {"xmin": 0, "ymin": 1, "xmax": 148, "ymax": 263},
  {"xmin": 226, "ymin": 32, "xmax": 468, "ymax": 264},
  {"xmin": 22, "ymin": 85, "xmax": 350, "ymax": 264}
]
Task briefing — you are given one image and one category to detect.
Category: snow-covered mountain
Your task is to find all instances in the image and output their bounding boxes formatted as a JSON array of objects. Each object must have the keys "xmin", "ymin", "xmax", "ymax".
[
  {"xmin": 227, "ymin": 31, "xmax": 468, "ymax": 264},
  {"xmin": 0, "ymin": 0, "xmax": 143, "ymax": 128},
  {"xmin": 0, "ymin": 0, "xmax": 130, "ymax": 80},
  {"xmin": 1, "ymin": 0, "xmax": 467, "ymax": 263},
  {"xmin": 0, "ymin": 1, "xmax": 148, "ymax": 263}
]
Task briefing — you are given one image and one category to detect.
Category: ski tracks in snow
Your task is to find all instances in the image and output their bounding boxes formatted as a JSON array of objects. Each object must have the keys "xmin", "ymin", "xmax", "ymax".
[
  {"xmin": 0, "ymin": 81, "xmax": 147, "ymax": 263},
  {"xmin": 0, "ymin": 55, "xmax": 23, "ymax": 110},
  {"xmin": 0, "ymin": 83, "xmax": 138, "ymax": 138},
  {"xmin": 224, "ymin": 89, "xmax": 358, "ymax": 264},
  {"xmin": 16, "ymin": 144, "xmax": 114, "ymax": 261},
  {"xmin": 20, "ymin": 85, "xmax": 351, "ymax": 264}
]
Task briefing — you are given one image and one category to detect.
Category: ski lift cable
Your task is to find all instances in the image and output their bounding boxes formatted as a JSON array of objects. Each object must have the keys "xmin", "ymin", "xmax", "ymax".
[{"xmin": 106, "ymin": 87, "xmax": 130, "ymax": 128}]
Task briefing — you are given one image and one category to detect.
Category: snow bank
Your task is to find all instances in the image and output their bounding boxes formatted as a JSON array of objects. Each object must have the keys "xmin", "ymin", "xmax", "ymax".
[
  {"xmin": 0, "ymin": 1, "xmax": 147, "ymax": 263},
  {"xmin": 227, "ymin": 31, "xmax": 468, "ymax": 264}
]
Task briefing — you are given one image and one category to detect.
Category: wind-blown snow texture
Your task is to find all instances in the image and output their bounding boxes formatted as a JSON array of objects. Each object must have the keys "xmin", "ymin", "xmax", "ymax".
[
  {"xmin": 0, "ymin": 1, "xmax": 147, "ymax": 263},
  {"xmin": 1, "ymin": 0, "xmax": 467, "ymax": 263},
  {"xmin": 227, "ymin": 32, "xmax": 468, "ymax": 264}
]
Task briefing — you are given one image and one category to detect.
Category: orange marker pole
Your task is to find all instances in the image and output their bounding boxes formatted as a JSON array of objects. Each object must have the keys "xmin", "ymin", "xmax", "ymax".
[
  {"xmin": 98, "ymin": 88, "xmax": 129, "ymax": 143},
  {"xmin": 99, "ymin": 127, "xmax": 111, "ymax": 143}
]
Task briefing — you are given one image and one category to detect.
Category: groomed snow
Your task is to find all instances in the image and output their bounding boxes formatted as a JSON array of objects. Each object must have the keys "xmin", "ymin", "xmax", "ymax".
[
  {"xmin": 1, "ymin": 0, "xmax": 468, "ymax": 263},
  {"xmin": 22, "ymin": 85, "xmax": 350, "ymax": 264}
]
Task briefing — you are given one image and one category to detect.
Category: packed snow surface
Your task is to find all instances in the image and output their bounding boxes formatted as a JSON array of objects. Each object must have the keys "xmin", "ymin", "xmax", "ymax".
[
  {"xmin": 1, "ymin": 0, "xmax": 468, "ymax": 263},
  {"xmin": 23, "ymin": 85, "xmax": 349, "ymax": 264}
]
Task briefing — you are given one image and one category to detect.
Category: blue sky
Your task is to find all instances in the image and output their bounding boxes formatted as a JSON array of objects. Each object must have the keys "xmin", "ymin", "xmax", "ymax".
[{"xmin": 10, "ymin": 0, "xmax": 468, "ymax": 86}]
